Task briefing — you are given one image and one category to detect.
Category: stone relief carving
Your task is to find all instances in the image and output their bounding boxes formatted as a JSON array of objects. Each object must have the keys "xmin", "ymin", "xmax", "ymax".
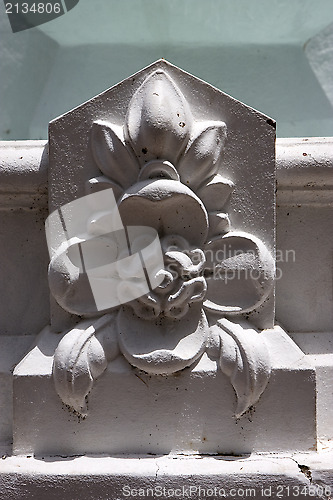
[{"xmin": 47, "ymin": 67, "xmax": 275, "ymax": 419}]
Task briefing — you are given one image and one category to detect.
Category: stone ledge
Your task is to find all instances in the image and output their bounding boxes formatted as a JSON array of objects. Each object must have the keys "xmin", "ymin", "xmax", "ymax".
[
  {"xmin": 0, "ymin": 451, "xmax": 332, "ymax": 500},
  {"xmin": 12, "ymin": 326, "xmax": 317, "ymax": 456},
  {"xmin": 0, "ymin": 141, "xmax": 48, "ymax": 209},
  {"xmin": 0, "ymin": 138, "xmax": 332, "ymax": 208},
  {"xmin": 0, "ymin": 336, "xmax": 36, "ymax": 447},
  {"xmin": 276, "ymin": 137, "xmax": 333, "ymax": 184},
  {"xmin": 276, "ymin": 137, "xmax": 333, "ymax": 206}
]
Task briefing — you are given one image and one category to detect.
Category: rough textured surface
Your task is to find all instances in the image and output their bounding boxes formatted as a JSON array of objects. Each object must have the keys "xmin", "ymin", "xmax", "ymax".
[
  {"xmin": 0, "ymin": 141, "xmax": 49, "ymax": 336},
  {"xmin": 48, "ymin": 60, "xmax": 276, "ymax": 334},
  {"xmin": 0, "ymin": 452, "xmax": 333, "ymax": 500},
  {"xmin": 13, "ymin": 325, "xmax": 316, "ymax": 456},
  {"xmin": 0, "ymin": 138, "xmax": 331, "ymax": 335},
  {"xmin": 276, "ymin": 138, "xmax": 333, "ymax": 333},
  {"xmin": 32, "ymin": 61, "xmax": 278, "ymax": 430},
  {"xmin": 0, "ymin": 336, "xmax": 35, "ymax": 448},
  {"xmin": 0, "ymin": 76, "xmax": 332, "ymax": 494}
]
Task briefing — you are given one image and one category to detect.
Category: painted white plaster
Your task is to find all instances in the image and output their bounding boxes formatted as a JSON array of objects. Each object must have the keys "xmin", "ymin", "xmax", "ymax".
[
  {"xmin": 39, "ymin": 61, "xmax": 276, "ymax": 423},
  {"xmin": 7, "ymin": 62, "xmax": 322, "ymax": 465},
  {"xmin": 275, "ymin": 138, "xmax": 333, "ymax": 333},
  {"xmin": 0, "ymin": 137, "xmax": 330, "ymax": 337},
  {"xmin": 0, "ymin": 141, "xmax": 49, "ymax": 336},
  {"xmin": 13, "ymin": 323, "xmax": 316, "ymax": 456},
  {"xmin": 0, "ymin": 336, "xmax": 35, "ymax": 452},
  {"xmin": 1, "ymin": 452, "xmax": 333, "ymax": 500},
  {"xmin": 0, "ymin": 65, "xmax": 332, "ymax": 495}
]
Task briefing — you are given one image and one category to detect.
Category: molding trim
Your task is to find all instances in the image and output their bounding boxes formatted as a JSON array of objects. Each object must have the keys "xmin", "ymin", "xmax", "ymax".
[
  {"xmin": 0, "ymin": 141, "xmax": 48, "ymax": 209},
  {"xmin": 276, "ymin": 137, "xmax": 333, "ymax": 206},
  {"xmin": 0, "ymin": 137, "xmax": 332, "ymax": 209},
  {"xmin": 0, "ymin": 452, "xmax": 332, "ymax": 499}
]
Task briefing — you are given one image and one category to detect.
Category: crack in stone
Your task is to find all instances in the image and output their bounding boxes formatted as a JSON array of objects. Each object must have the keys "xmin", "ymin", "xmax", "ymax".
[
  {"xmin": 155, "ymin": 459, "xmax": 160, "ymax": 480},
  {"xmin": 291, "ymin": 457, "xmax": 312, "ymax": 483},
  {"xmin": 298, "ymin": 463, "xmax": 312, "ymax": 483},
  {"xmin": 291, "ymin": 457, "xmax": 333, "ymax": 500}
]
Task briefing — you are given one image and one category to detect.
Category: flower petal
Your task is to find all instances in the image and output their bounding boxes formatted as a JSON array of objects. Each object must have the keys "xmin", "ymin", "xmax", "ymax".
[
  {"xmin": 203, "ymin": 232, "xmax": 275, "ymax": 314},
  {"xmin": 48, "ymin": 249, "xmax": 99, "ymax": 316},
  {"xmin": 208, "ymin": 212, "xmax": 231, "ymax": 239},
  {"xmin": 197, "ymin": 174, "xmax": 234, "ymax": 212},
  {"xmin": 117, "ymin": 303, "xmax": 208, "ymax": 374},
  {"xmin": 118, "ymin": 179, "xmax": 209, "ymax": 247},
  {"xmin": 125, "ymin": 71, "xmax": 191, "ymax": 165},
  {"xmin": 91, "ymin": 120, "xmax": 139, "ymax": 188},
  {"xmin": 85, "ymin": 176, "xmax": 123, "ymax": 201},
  {"xmin": 178, "ymin": 121, "xmax": 227, "ymax": 190}
]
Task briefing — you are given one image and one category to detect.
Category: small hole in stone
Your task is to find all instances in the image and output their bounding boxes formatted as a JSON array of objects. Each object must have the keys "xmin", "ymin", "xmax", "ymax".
[{"xmin": 266, "ymin": 119, "xmax": 276, "ymax": 129}]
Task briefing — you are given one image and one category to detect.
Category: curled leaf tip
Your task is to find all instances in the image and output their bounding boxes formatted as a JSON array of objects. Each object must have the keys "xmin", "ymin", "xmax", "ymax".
[
  {"xmin": 53, "ymin": 315, "xmax": 116, "ymax": 415},
  {"xmin": 216, "ymin": 318, "xmax": 271, "ymax": 418}
]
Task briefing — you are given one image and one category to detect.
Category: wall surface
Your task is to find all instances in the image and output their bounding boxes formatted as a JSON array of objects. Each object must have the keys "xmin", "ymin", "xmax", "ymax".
[
  {"xmin": 1, "ymin": 2, "xmax": 333, "ymax": 496},
  {"xmin": 0, "ymin": 132, "xmax": 332, "ymax": 495},
  {"xmin": 1, "ymin": 138, "xmax": 331, "ymax": 338},
  {"xmin": 1, "ymin": 0, "xmax": 333, "ymax": 140}
]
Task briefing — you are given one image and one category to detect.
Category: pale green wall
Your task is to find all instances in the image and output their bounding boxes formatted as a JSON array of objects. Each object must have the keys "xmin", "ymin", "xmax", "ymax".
[{"xmin": 1, "ymin": 0, "xmax": 333, "ymax": 139}]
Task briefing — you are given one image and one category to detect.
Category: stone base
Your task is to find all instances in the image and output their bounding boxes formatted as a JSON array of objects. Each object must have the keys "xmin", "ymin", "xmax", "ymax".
[
  {"xmin": 0, "ymin": 336, "xmax": 35, "ymax": 447},
  {"xmin": 0, "ymin": 451, "xmax": 332, "ymax": 500},
  {"xmin": 13, "ymin": 326, "xmax": 316, "ymax": 456},
  {"xmin": 290, "ymin": 331, "xmax": 333, "ymax": 442}
]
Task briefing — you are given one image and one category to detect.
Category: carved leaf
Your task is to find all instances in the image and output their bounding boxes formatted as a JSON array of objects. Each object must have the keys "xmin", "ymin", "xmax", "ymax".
[
  {"xmin": 117, "ymin": 303, "xmax": 209, "ymax": 375},
  {"xmin": 85, "ymin": 176, "xmax": 123, "ymax": 201},
  {"xmin": 91, "ymin": 120, "xmax": 139, "ymax": 188},
  {"xmin": 53, "ymin": 314, "xmax": 116, "ymax": 415},
  {"xmin": 48, "ymin": 250, "xmax": 97, "ymax": 316},
  {"xmin": 207, "ymin": 212, "xmax": 231, "ymax": 239},
  {"xmin": 178, "ymin": 121, "xmax": 227, "ymax": 190},
  {"xmin": 197, "ymin": 174, "xmax": 234, "ymax": 212},
  {"xmin": 118, "ymin": 179, "xmax": 209, "ymax": 247},
  {"xmin": 214, "ymin": 318, "xmax": 271, "ymax": 418},
  {"xmin": 125, "ymin": 70, "xmax": 191, "ymax": 165}
]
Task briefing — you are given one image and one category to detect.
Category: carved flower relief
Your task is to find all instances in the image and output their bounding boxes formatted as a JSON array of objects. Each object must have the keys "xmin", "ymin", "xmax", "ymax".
[{"xmin": 50, "ymin": 70, "xmax": 275, "ymax": 417}]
